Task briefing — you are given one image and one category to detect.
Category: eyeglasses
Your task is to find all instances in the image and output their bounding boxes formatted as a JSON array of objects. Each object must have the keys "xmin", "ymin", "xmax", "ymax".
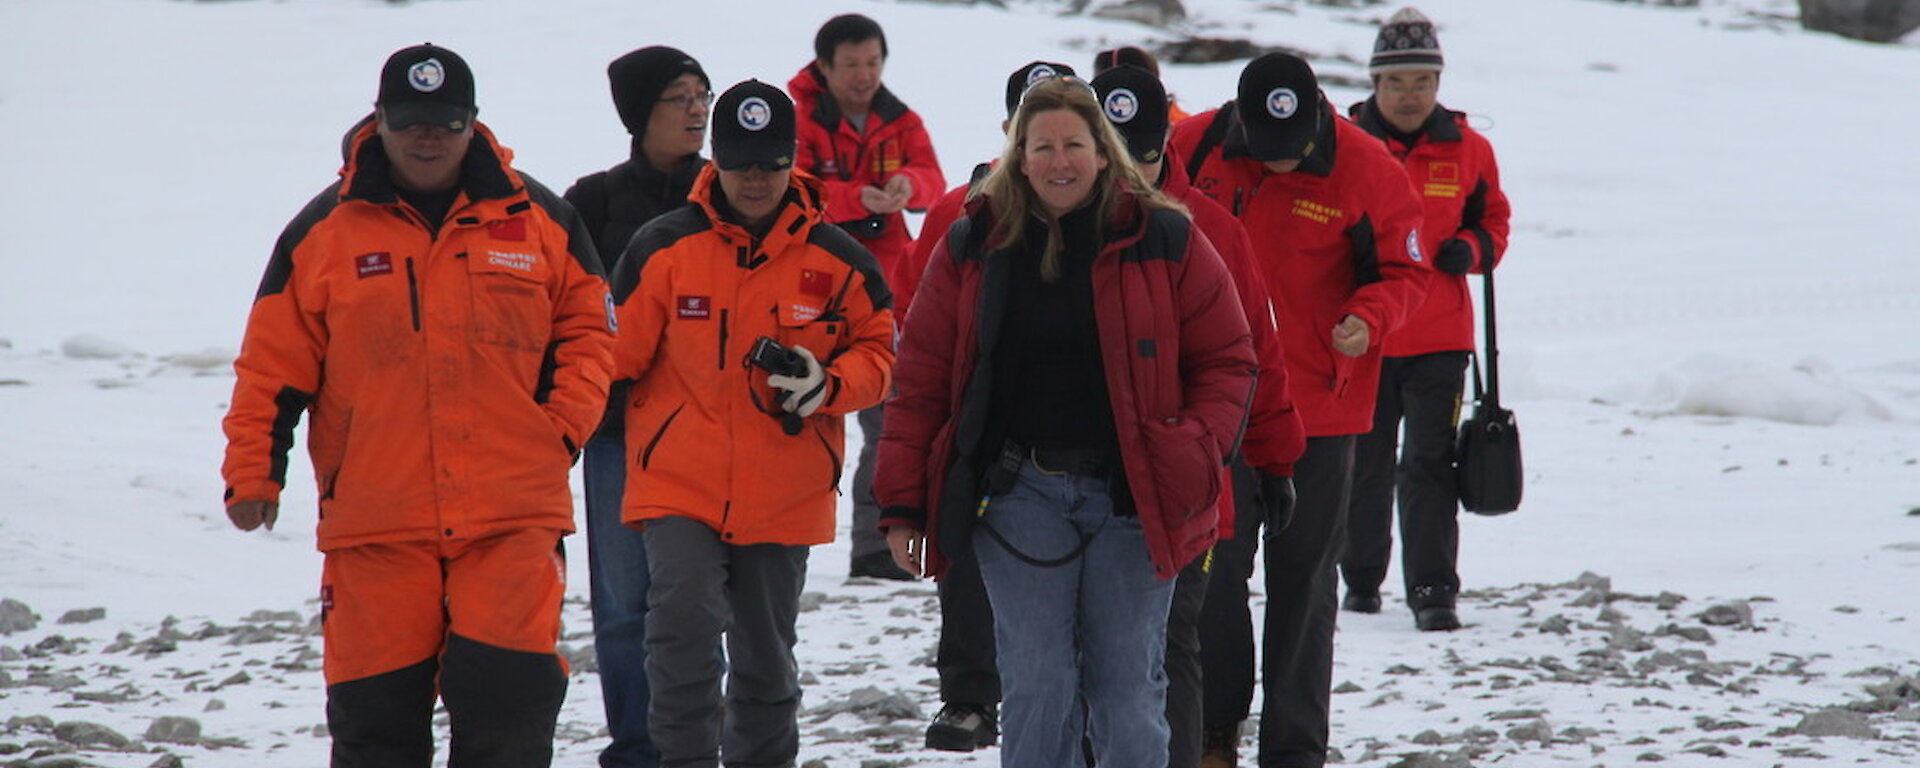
[{"xmin": 658, "ymin": 90, "xmax": 715, "ymax": 111}]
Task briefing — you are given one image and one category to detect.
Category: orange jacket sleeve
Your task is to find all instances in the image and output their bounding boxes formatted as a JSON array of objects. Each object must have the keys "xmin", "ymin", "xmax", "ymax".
[{"xmin": 526, "ymin": 181, "xmax": 616, "ymax": 454}]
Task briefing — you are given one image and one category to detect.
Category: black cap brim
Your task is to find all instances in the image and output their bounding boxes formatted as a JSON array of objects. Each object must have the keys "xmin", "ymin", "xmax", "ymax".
[
  {"xmin": 381, "ymin": 101, "xmax": 472, "ymax": 132},
  {"xmin": 1117, "ymin": 126, "xmax": 1167, "ymax": 165},
  {"xmin": 1236, "ymin": 117, "xmax": 1314, "ymax": 162},
  {"xmin": 714, "ymin": 152, "xmax": 794, "ymax": 172}
]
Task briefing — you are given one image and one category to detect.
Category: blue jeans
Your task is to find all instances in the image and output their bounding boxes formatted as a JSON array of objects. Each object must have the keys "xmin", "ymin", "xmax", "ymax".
[
  {"xmin": 974, "ymin": 460, "xmax": 1176, "ymax": 768},
  {"xmin": 584, "ymin": 433, "xmax": 656, "ymax": 768}
]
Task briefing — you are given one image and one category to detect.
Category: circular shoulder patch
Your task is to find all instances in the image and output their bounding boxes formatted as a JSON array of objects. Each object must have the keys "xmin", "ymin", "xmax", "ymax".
[
  {"xmin": 737, "ymin": 96, "xmax": 772, "ymax": 132},
  {"xmin": 1103, "ymin": 88, "xmax": 1139, "ymax": 125},
  {"xmin": 1406, "ymin": 229, "xmax": 1424, "ymax": 262},
  {"xmin": 408, "ymin": 59, "xmax": 446, "ymax": 93},
  {"xmin": 1266, "ymin": 87, "xmax": 1299, "ymax": 120},
  {"xmin": 1025, "ymin": 64, "xmax": 1058, "ymax": 87}
]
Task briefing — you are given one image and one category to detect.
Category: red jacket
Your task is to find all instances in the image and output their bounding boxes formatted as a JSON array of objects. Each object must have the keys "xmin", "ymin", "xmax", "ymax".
[
  {"xmin": 222, "ymin": 121, "xmax": 615, "ymax": 551},
  {"xmin": 788, "ymin": 64, "xmax": 946, "ymax": 277},
  {"xmin": 1170, "ymin": 103, "xmax": 1429, "ymax": 437},
  {"xmin": 609, "ymin": 167, "xmax": 895, "ymax": 546},
  {"xmin": 875, "ymin": 191, "xmax": 1257, "ymax": 580},
  {"xmin": 1350, "ymin": 99, "xmax": 1511, "ymax": 357}
]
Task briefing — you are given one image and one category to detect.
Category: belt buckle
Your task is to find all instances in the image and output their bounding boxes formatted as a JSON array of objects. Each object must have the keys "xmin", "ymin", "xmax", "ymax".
[{"xmin": 1028, "ymin": 446, "xmax": 1070, "ymax": 476}]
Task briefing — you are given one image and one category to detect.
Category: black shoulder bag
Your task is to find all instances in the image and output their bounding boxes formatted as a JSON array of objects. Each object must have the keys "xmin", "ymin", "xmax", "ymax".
[{"xmin": 1456, "ymin": 264, "xmax": 1524, "ymax": 515}]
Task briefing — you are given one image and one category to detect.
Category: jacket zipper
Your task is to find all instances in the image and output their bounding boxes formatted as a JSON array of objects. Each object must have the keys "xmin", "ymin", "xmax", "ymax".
[
  {"xmin": 717, "ymin": 308, "xmax": 730, "ymax": 370},
  {"xmin": 641, "ymin": 404, "xmax": 684, "ymax": 470},
  {"xmin": 405, "ymin": 258, "xmax": 421, "ymax": 332},
  {"xmin": 814, "ymin": 423, "xmax": 843, "ymax": 493}
]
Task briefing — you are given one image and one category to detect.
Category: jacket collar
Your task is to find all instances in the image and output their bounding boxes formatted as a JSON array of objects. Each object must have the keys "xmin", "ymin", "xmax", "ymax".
[
  {"xmin": 339, "ymin": 120, "xmax": 520, "ymax": 208},
  {"xmin": 789, "ymin": 63, "xmax": 910, "ymax": 133},
  {"xmin": 1349, "ymin": 97, "xmax": 1463, "ymax": 146},
  {"xmin": 689, "ymin": 164, "xmax": 829, "ymax": 259}
]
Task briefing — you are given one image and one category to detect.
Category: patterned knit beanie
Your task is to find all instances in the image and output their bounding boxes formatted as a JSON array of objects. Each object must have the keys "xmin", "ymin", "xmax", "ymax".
[{"xmin": 1370, "ymin": 7, "xmax": 1444, "ymax": 75}]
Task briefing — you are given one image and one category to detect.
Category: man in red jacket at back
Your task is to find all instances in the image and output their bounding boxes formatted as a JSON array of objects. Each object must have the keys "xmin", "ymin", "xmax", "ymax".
[
  {"xmin": 789, "ymin": 12, "xmax": 945, "ymax": 582},
  {"xmin": 1340, "ymin": 7, "xmax": 1512, "ymax": 633},
  {"xmin": 1171, "ymin": 53, "xmax": 1428, "ymax": 768}
]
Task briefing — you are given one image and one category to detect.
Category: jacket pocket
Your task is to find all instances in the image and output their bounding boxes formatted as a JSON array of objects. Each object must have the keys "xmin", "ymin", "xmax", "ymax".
[
  {"xmin": 1141, "ymin": 416, "xmax": 1224, "ymax": 523},
  {"xmin": 466, "ymin": 249, "xmax": 554, "ymax": 354}
]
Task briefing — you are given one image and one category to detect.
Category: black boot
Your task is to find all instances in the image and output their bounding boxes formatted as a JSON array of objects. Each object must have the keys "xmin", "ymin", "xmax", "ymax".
[
  {"xmin": 1199, "ymin": 724, "xmax": 1239, "ymax": 768},
  {"xmin": 850, "ymin": 551, "xmax": 915, "ymax": 581},
  {"xmin": 1410, "ymin": 585, "xmax": 1461, "ymax": 632},
  {"xmin": 925, "ymin": 702, "xmax": 998, "ymax": 751},
  {"xmin": 1341, "ymin": 589, "xmax": 1383, "ymax": 614}
]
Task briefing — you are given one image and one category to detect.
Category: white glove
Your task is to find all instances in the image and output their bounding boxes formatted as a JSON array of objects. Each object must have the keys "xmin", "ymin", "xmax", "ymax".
[{"xmin": 766, "ymin": 346, "xmax": 829, "ymax": 417}]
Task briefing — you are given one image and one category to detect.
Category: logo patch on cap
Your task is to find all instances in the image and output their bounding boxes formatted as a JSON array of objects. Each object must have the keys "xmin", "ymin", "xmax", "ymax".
[
  {"xmin": 408, "ymin": 58, "xmax": 446, "ymax": 93},
  {"xmin": 737, "ymin": 96, "xmax": 772, "ymax": 132},
  {"xmin": 1103, "ymin": 88, "xmax": 1139, "ymax": 124},
  {"xmin": 1026, "ymin": 65, "xmax": 1058, "ymax": 87},
  {"xmin": 1266, "ymin": 87, "xmax": 1298, "ymax": 120}
]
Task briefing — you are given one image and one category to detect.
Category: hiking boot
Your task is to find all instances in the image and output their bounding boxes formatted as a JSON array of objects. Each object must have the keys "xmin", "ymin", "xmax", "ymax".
[
  {"xmin": 1199, "ymin": 724, "xmax": 1239, "ymax": 768},
  {"xmin": 1341, "ymin": 589, "xmax": 1383, "ymax": 614},
  {"xmin": 1415, "ymin": 606, "xmax": 1462, "ymax": 632},
  {"xmin": 925, "ymin": 702, "xmax": 998, "ymax": 751},
  {"xmin": 850, "ymin": 551, "xmax": 915, "ymax": 581}
]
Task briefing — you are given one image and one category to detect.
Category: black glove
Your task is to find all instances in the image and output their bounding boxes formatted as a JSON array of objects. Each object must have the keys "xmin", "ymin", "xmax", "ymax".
[
  {"xmin": 1434, "ymin": 238, "xmax": 1474, "ymax": 275},
  {"xmin": 1258, "ymin": 472, "xmax": 1296, "ymax": 537}
]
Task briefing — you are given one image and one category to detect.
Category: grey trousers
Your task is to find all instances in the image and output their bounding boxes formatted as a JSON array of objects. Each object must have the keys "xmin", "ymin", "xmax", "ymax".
[
  {"xmin": 849, "ymin": 405, "xmax": 886, "ymax": 560},
  {"xmin": 643, "ymin": 516, "xmax": 810, "ymax": 768}
]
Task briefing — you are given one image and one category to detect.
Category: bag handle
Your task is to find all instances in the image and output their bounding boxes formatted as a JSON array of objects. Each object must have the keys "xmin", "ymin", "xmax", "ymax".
[{"xmin": 1472, "ymin": 261, "xmax": 1503, "ymax": 410}]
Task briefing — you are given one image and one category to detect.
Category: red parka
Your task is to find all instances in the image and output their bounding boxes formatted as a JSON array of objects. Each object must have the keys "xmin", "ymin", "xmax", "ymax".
[
  {"xmin": 1170, "ymin": 104, "xmax": 1430, "ymax": 437},
  {"xmin": 788, "ymin": 64, "xmax": 946, "ymax": 278},
  {"xmin": 1349, "ymin": 98, "xmax": 1511, "ymax": 357},
  {"xmin": 875, "ymin": 190, "xmax": 1257, "ymax": 581}
]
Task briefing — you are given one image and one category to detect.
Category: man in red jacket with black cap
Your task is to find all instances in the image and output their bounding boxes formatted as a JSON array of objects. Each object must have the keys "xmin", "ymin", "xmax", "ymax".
[
  {"xmin": 1170, "ymin": 52, "xmax": 1428, "ymax": 768},
  {"xmin": 1340, "ymin": 6, "xmax": 1512, "ymax": 634}
]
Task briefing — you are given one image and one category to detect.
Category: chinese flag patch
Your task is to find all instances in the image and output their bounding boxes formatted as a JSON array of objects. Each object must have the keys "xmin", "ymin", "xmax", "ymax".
[
  {"xmin": 354, "ymin": 252, "xmax": 393, "ymax": 278},
  {"xmin": 488, "ymin": 217, "xmax": 528, "ymax": 241},
  {"xmin": 800, "ymin": 269, "xmax": 834, "ymax": 296}
]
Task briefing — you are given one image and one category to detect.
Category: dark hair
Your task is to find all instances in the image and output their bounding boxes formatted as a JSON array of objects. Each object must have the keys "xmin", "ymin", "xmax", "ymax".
[
  {"xmin": 1093, "ymin": 46, "xmax": 1160, "ymax": 77},
  {"xmin": 814, "ymin": 14, "xmax": 888, "ymax": 64}
]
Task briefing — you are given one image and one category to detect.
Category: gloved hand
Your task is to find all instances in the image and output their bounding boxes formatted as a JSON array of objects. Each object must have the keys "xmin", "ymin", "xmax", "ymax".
[
  {"xmin": 766, "ymin": 346, "xmax": 829, "ymax": 417},
  {"xmin": 1259, "ymin": 472, "xmax": 1296, "ymax": 537},
  {"xmin": 1434, "ymin": 238, "xmax": 1474, "ymax": 275}
]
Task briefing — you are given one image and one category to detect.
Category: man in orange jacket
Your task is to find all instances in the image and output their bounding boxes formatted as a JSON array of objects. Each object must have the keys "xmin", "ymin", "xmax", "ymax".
[
  {"xmin": 220, "ymin": 44, "xmax": 614, "ymax": 768},
  {"xmin": 789, "ymin": 12, "xmax": 945, "ymax": 581},
  {"xmin": 1341, "ymin": 7, "xmax": 1512, "ymax": 632},
  {"xmin": 609, "ymin": 79, "xmax": 895, "ymax": 768}
]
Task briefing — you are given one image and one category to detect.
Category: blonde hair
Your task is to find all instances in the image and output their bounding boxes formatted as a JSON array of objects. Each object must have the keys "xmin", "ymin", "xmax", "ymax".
[{"xmin": 971, "ymin": 78, "xmax": 1185, "ymax": 281}]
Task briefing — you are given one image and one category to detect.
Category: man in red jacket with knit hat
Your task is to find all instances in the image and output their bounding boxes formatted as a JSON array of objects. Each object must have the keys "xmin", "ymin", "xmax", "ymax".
[
  {"xmin": 1171, "ymin": 52, "xmax": 1429, "ymax": 768},
  {"xmin": 1340, "ymin": 7, "xmax": 1512, "ymax": 633},
  {"xmin": 789, "ymin": 12, "xmax": 945, "ymax": 582}
]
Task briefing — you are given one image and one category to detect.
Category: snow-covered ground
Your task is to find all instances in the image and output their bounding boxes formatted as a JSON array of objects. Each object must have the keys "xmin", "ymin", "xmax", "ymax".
[{"xmin": 2, "ymin": 0, "xmax": 1917, "ymax": 766}]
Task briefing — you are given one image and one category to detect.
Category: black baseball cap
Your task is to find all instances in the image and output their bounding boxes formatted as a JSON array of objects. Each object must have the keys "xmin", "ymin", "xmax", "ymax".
[
  {"xmin": 1091, "ymin": 65, "xmax": 1169, "ymax": 165},
  {"xmin": 1005, "ymin": 61, "xmax": 1076, "ymax": 117},
  {"xmin": 377, "ymin": 44, "xmax": 476, "ymax": 132},
  {"xmin": 1235, "ymin": 52, "xmax": 1321, "ymax": 162},
  {"xmin": 710, "ymin": 80, "xmax": 795, "ymax": 172}
]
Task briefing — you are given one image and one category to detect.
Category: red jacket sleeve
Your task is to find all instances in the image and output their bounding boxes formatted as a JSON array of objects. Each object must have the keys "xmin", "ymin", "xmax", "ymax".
[
  {"xmin": 1457, "ymin": 132, "xmax": 1511, "ymax": 274},
  {"xmin": 1338, "ymin": 144, "xmax": 1432, "ymax": 345},
  {"xmin": 1198, "ymin": 210, "xmax": 1304, "ymax": 477},
  {"xmin": 1171, "ymin": 223, "xmax": 1258, "ymax": 467},
  {"xmin": 874, "ymin": 228, "xmax": 965, "ymax": 532},
  {"xmin": 892, "ymin": 182, "xmax": 969, "ymax": 319},
  {"xmin": 889, "ymin": 112, "xmax": 946, "ymax": 212}
]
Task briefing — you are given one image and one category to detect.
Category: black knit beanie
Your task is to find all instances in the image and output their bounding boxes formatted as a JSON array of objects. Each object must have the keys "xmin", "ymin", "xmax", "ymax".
[
  {"xmin": 1370, "ymin": 7, "xmax": 1444, "ymax": 75},
  {"xmin": 609, "ymin": 46, "xmax": 710, "ymax": 135}
]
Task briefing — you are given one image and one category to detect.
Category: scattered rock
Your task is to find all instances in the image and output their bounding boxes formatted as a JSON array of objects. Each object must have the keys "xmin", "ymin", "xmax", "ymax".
[
  {"xmin": 1504, "ymin": 718, "xmax": 1554, "ymax": 745},
  {"xmin": 1333, "ymin": 681, "xmax": 1364, "ymax": 693},
  {"xmin": 8, "ymin": 715, "xmax": 56, "ymax": 733},
  {"xmin": 1384, "ymin": 750, "xmax": 1473, "ymax": 768},
  {"xmin": 1696, "ymin": 601, "xmax": 1753, "ymax": 628},
  {"xmin": 1538, "ymin": 614, "xmax": 1572, "ymax": 635},
  {"xmin": 148, "ymin": 753, "xmax": 186, "ymax": 768},
  {"xmin": 203, "ymin": 699, "xmax": 226, "ymax": 713},
  {"xmin": 143, "ymin": 717, "xmax": 201, "ymax": 744},
  {"xmin": 1488, "ymin": 708, "xmax": 1545, "ymax": 721},
  {"xmin": 806, "ymin": 686, "xmax": 921, "ymax": 723},
  {"xmin": 60, "ymin": 334, "xmax": 136, "ymax": 360},
  {"xmin": 1654, "ymin": 591, "xmax": 1686, "ymax": 611},
  {"xmin": 0, "ymin": 599, "xmax": 40, "ymax": 634},
  {"xmin": 55, "ymin": 608, "xmax": 105, "ymax": 626},
  {"xmin": 798, "ymin": 592, "xmax": 827, "ymax": 612},
  {"xmin": 1792, "ymin": 708, "xmax": 1879, "ymax": 739},
  {"xmin": 52, "ymin": 721, "xmax": 131, "ymax": 750},
  {"xmin": 216, "ymin": 671, "xmax": 251, "ymax": 688}
]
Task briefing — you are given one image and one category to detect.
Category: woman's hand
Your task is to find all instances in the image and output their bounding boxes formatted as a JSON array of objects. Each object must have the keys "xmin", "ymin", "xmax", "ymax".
[{"xmin": 886, "ymin": 526, "xmax": 926, "ymax": 578}]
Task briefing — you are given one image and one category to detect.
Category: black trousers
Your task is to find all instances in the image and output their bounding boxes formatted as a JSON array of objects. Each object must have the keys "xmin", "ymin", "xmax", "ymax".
[
  {"xmin": 1164, "ymin": 552, "xmax": 1210, "ymax": 768},
  {"xmin": 1259, "ymin": 436, "xmax": 1355, "ymax": 768},
  {"xmin": 1197, "ymin": 460, "xmax": 1264, "ymax": 729},
  {"xmin": 1342, "ymin": 352, "xmax": 1467, "ymax": 607},
  {"xmin": 935, "ymin": 550, "xmax": 1001, "ymax": 706}
]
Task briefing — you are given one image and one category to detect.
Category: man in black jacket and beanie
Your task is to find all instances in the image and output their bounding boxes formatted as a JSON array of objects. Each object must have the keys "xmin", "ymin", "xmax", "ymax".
[{"xmin": 563, "ymin": 44, "xmax": 711, "ymax": 768}]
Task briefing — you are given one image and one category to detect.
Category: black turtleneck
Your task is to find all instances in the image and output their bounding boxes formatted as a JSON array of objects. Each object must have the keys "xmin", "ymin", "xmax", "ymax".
[
  {"xmin": 1381, "ymin": 118, "xmax": 1426, "ymax": 151},
  {"xmin": 398, "ymin": 184, "xmax": 460, "ymax": 232},
  {"xmin": 987, "ymin": 203, "xmax": 1118, "ymax": 453}
]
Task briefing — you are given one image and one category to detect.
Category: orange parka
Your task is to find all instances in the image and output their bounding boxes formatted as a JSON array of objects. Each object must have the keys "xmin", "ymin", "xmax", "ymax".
[
  {"xmin": 221, "ymin": 121, "xmax": 616, "ymax": 551},
  {"xmin": 609, "ymin": 167, "xmax": 895, "ymax": 546}
]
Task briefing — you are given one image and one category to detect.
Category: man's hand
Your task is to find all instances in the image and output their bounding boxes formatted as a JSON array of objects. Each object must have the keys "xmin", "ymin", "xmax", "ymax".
[
  {"xmin": 883, "ymin": 175, "xmax": 914, "ymax": 209},
  {"xmin": 1434, "ymin": 238, "xmax": 1474, "ymax": 275},
  {"xmin": 885, "ymin": 526, "xmax": 926, "ymax": 578},
  {"xmin": 766, "ymin": 346, "xmax": 829, "ymax": 417},
  {"xmin": 227, "ymin": 499, "xmax": 279, "ymax": 532},
  {"xmin": 1332, "ymin": 314, "xmax": 1371, "ymax": 357},
  {"xmin": 861, "ymin": 184, "xmax": 908, "ymax": 215},
  {"xmin": 1259, "ymin": 472, "xmax": 1296, "ymax": 537}
]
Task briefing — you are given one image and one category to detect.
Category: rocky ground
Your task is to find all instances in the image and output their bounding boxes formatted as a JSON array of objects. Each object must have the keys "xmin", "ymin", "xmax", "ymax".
[{"xmin": 2, "ymin": 567, "xmax": 1915, "ymax": 768}]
